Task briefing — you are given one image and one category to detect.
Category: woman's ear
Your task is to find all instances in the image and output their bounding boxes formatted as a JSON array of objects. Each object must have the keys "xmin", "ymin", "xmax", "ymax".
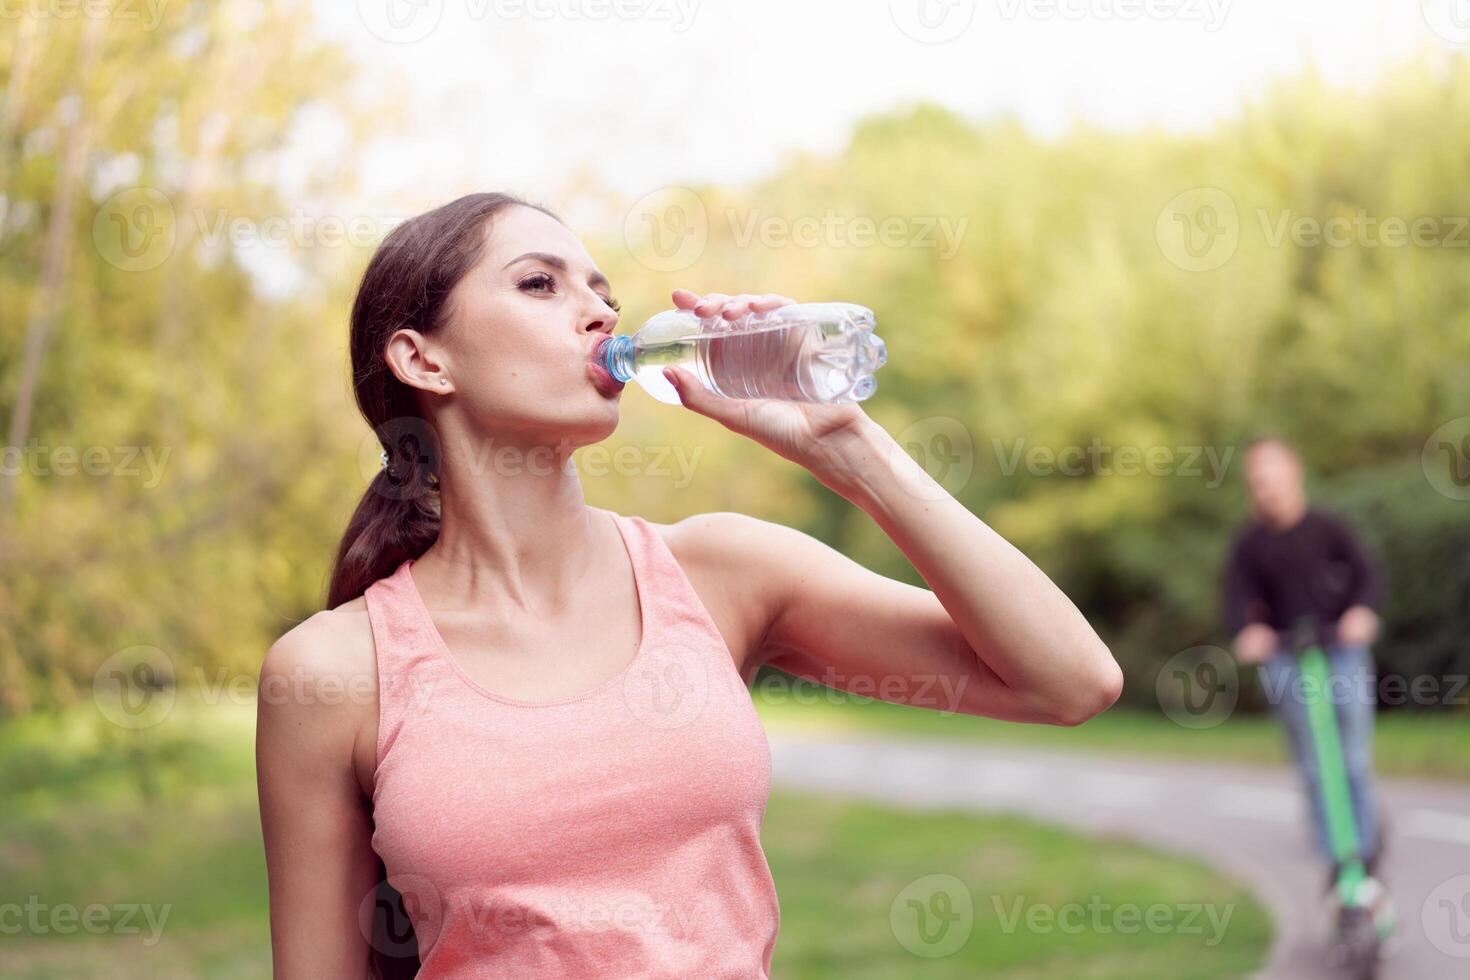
[{"xmin": 384, "ymin": 329, "xmax": 453, "ymax": 394}]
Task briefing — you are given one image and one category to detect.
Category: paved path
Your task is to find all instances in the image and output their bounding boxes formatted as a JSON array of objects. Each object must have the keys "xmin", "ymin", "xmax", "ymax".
[{"xmin": 766, "ymin": 729, "xmax": 1470, "ymax": 979}]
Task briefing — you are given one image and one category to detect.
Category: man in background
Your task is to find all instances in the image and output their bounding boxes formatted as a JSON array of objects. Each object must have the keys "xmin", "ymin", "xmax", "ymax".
[{"xmin": 1223, "ymin": 436, "xmax": 1386, "ymax": 886}]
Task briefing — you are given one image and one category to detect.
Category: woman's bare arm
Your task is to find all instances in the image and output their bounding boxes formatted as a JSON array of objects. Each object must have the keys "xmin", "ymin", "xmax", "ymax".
[
  {"xmin": 671, "ymin": 503, "xmax": 1119, "ymax": 726},
  {"xmin": 662, "ymin": 289, "xmax": 1120, "ymax": 726},
  {"xmin": 256, "ymin": 611, "xmax": 381, "ymax": 978}
]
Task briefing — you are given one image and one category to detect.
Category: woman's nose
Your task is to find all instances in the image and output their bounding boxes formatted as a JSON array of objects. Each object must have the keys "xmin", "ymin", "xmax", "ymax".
[
  {"xmin": 581, "ymin": 304, "xmax": 618, "ymax": 336},
  {"xmin": 581, "ymin": 315, "xmax": 615, "ymax": 336}
]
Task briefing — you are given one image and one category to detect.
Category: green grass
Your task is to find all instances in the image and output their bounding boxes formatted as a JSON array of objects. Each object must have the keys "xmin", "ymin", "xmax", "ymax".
[
  {"xmin": 752, "ymin": 676, "xmax": 1470, "ymax": 783},
  {"xmin": 765, "ymin": 793, "xmax": 1269, "ymax": 979},
  {"xmin": 0, "ymin": 694, "xmax": 1270, "ymax": 979}
]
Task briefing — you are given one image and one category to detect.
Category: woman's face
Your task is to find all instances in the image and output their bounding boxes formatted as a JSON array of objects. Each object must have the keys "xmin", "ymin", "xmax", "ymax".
[{"xmin": 420, "ymin": 204, "xmax": 625, "ymax": 447}]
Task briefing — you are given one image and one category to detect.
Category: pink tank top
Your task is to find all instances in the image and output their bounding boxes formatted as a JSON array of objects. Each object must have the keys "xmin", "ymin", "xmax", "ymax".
[{"xmin": 364, "ymin": 508, "xmax": 780, "ymax": 978}]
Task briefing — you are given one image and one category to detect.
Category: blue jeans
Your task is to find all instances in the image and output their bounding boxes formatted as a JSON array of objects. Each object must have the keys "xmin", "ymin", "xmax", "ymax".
[{"xmin": 1256, "ymin": 644, "xmax": 1381, "ymax": 868}]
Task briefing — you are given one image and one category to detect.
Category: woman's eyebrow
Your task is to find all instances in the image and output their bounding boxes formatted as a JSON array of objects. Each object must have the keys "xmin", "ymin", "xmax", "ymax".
[{"xmin": 504, "ymin": 252, "xmax": 611, "ymax": 291}]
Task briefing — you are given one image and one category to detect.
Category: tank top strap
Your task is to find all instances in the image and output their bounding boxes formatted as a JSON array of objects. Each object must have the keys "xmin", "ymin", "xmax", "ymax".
[
  {"xmin": 605, "ymin": 509, "xmax": 732, "ymax": 660},
  {"xmin": 363, "ymin": 560, "xmax": 455, "ymax": 769}
]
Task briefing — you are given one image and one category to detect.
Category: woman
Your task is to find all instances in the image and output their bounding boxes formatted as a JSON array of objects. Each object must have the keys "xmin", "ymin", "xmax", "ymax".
[{"xmin": 255, "ymin": 192, "xmax": 1122, "ymax": 978}]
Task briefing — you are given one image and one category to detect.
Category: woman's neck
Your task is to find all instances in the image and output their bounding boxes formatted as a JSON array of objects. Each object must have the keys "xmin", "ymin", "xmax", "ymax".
[{"xmin": 412, "ymin": 432, "xmax": 601, "ymax": 615}]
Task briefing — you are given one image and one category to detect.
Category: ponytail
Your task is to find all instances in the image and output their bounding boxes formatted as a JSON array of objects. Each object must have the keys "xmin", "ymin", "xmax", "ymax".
[{"xmin": 327, "ymin": 446, "xmax": 441, "ymax": 609}]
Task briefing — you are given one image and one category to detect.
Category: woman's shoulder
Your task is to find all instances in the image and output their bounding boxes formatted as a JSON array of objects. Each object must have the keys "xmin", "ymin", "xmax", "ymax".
[
  {"xmin": 258, "ymin": 600, "xmax": 378, "ymax": 727},
  {"xmin": 650, "ymin": 510, "xmax": 802, "ymax": 568},
  {"xmin": 263, "ymin": 598, "xmax": 375, "ymax": 679}
]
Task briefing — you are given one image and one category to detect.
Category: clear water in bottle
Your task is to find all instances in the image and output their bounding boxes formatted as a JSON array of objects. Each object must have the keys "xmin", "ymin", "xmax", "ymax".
[{"xmin": 598, "ymin": 302, "xmax": 887, "ymax": 406}]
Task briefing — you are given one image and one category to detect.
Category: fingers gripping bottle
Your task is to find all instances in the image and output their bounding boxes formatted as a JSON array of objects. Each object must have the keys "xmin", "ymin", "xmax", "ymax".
[{"xmin": 596, "ymin": 302, "xmax": 888, "ymax": 405}]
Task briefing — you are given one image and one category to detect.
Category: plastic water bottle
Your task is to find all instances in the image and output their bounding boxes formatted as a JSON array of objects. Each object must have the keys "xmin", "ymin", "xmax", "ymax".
[{"xmin": 596, "ymin": 302, "xmax": 887, "ymax": 405}]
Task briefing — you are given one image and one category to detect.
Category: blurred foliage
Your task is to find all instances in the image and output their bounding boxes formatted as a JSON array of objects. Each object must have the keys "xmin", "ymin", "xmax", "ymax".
[{"xmin": 1, "ymin": 5, "xmax": 1467, "ymax": 714}]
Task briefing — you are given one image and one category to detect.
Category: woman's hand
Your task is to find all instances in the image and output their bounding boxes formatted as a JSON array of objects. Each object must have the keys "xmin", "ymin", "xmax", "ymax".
[{"xmin": 663, "ymin": 289, "xmax": 876, "ymax": 476}]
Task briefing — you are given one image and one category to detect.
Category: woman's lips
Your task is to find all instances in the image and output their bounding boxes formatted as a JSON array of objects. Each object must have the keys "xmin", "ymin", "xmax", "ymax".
[{"xmin": 588, "ymin": 337, "xmax": 625, "ymax": 398}]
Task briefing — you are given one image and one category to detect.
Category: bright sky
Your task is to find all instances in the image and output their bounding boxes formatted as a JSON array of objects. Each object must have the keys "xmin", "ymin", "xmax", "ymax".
[{"xmin": 303, "ymin": 0, "xmax": 1454, "ymax": 219}]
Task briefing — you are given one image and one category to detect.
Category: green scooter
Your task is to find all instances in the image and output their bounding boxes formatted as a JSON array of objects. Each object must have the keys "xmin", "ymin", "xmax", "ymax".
[{"xmin": 1290, "ymin": 617, "xmax": 1397, "ymax": 979}]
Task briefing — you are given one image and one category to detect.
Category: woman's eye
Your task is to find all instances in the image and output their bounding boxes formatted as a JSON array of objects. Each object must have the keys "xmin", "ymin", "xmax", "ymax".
[
  {"xmin": 605, "ymin": 296, "xmax": 622, "ymax": 313},
  {"xmin": 519, "ymin": 273, "xmax": 555, "ymax": 293}
]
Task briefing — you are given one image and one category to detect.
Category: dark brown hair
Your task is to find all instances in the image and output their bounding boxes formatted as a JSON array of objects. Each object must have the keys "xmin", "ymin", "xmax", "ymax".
[{"xmin": 327, "ymin": 192, "xmax": 558, "ymax": 610}]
